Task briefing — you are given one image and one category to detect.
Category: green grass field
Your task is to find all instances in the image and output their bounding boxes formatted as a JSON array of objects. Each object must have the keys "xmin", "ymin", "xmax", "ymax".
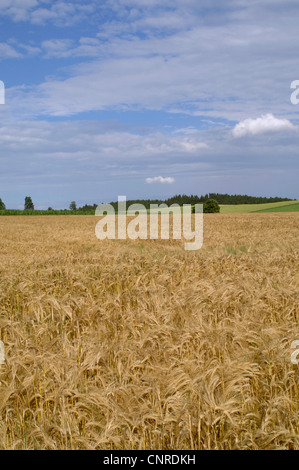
[
  {"xmin": 1, "ymin": 201, "xmax": 298, "ymax": 216},
  {"xmin": 254, "ymin": 202, "xmax": 299, "ymax": 213},
  {"xmin": 0, "ymin": 209, "xmax": 96, "ymax": 216},
  {"xmin": 220, "ymin": 200, "xmax": 299, "ymax": 213}
]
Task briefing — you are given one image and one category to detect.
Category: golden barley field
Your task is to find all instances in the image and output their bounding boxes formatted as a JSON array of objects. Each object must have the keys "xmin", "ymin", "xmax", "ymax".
[{"xmin": 0, "ymin": 213, "xmax": 298, "ymax": 450}]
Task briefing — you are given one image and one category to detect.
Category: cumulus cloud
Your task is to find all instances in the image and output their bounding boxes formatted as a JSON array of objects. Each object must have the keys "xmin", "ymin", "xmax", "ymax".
[
  {"xmin": 146, "ymin": 176, "xmax": 175, "ymax": 184},
  {"xmin": 232, "ymin": 114, "xmax": 297, "ymax": 138}
]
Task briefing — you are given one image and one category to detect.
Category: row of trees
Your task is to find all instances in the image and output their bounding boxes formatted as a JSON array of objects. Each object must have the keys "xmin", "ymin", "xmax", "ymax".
[
  {"xmin": 0, "ymin": 193, "xmax": 295, "ymax": 212},
  {"xmin": 207, "ymin": 193, "xmax": 293, "ymax": 205},
  {"xmin": 0, "ymin": 196, "xmax": 36, "ymax": 211},
  {"xmin": 0, "ymin": 197, "xmax": 79, "ymax": 211}
]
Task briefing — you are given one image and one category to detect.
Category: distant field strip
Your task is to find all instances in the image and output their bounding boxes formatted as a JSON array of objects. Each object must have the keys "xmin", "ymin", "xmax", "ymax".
[
  {"xmin": 220, "ymin": 200, "xmax": 299, "ymax": 213},
  {"xmin": 254, "ymin": 202, "xmax": 299, "ymax": 213}
]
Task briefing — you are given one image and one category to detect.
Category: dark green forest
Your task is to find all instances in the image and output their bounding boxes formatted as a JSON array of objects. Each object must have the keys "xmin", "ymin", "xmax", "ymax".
[{"xmin": 107, "ymin": 193, "xmax": 294, "ymax": 211}]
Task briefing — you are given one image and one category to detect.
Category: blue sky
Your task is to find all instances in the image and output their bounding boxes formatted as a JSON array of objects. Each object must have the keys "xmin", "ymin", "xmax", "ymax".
[{"xmin": 0, "ymin": 0, "xmax": 299, "ymax": 209}]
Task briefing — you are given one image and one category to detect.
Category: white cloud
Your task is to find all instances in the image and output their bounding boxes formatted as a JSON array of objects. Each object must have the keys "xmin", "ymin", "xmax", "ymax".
[
  {"xmin": 4, "ymin": 18, "xmax": 298, "ymax": 121},
  {"xmin": 0, "ymin": 121, "xmax": 207, "ymax": 163},
  {"xmin": 30, "ymin": 7, "xmax": 58, "ymax": 25},
  {"xmin": 232, "ymin": 114, "xmax": 297, "ymax": 138},
  {"xmin": 0, "ymin": 118, "xmax": 298, "ymax": 207},
  {"xmin": 0, "ymin": 42, "xmax": 22, "ymax": 58},
  {"xmin": 1, "ymin": 1, "xmax": 299, "ymax": 205},
  {"xmin": 0, "ymin": 0, "xmax": 96, "ymax": 25},
  {"xmin": 41, "ymin": 39, "xmax": 74, "ymax": 58},
  {"xmin": 2, "ymin": 2, "xmax": 299, "ymax": 121},
  {"xmin": 41, "ymin": 37, "xmax": 102, "ymax": 58},
  {"xmin": 146, "ymin": 176, "xmax": 175, "ymax": 184},
  {"xmin": 0, "ymin": 0, "xmax": 38, "ymax": 21}
]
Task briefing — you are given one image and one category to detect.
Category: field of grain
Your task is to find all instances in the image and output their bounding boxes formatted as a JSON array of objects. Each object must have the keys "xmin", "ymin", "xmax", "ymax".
[{"xmin": 0, "ymin": 214, "xmax": 298, "ymax": 450}]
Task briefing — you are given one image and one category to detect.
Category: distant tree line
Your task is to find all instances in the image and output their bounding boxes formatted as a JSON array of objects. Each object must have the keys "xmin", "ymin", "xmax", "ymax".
[
  {"xmin": 106, "ymin": 193, "xmax": 294, "ymax": 210},
  {"xmin": 77, "ymin": 203, "xmax": 98, "ymax": 212},
  {"xmin": 107, "ymin": 195, "xmax": 202, "ymax": 211},
  {"xmin": 207, "ymin": 193, "xmax": 294, "ymax": 205},
  {"xmin": 0, "ymin": 194, "xmax": 295, "ymax": 214}
]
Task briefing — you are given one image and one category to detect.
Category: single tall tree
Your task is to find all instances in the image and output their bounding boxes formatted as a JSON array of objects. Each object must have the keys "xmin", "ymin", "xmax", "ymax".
[
  {"xmin": 24, "ymin": 196, "xmax": 34, "ymax": 211},
  {"xmin": 69, "ymin": 201, "xmax": 77, "ymax": 211},
  {"xmin": 0, "ymin": 198, "xmax": 6, "ymax": 210}
]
